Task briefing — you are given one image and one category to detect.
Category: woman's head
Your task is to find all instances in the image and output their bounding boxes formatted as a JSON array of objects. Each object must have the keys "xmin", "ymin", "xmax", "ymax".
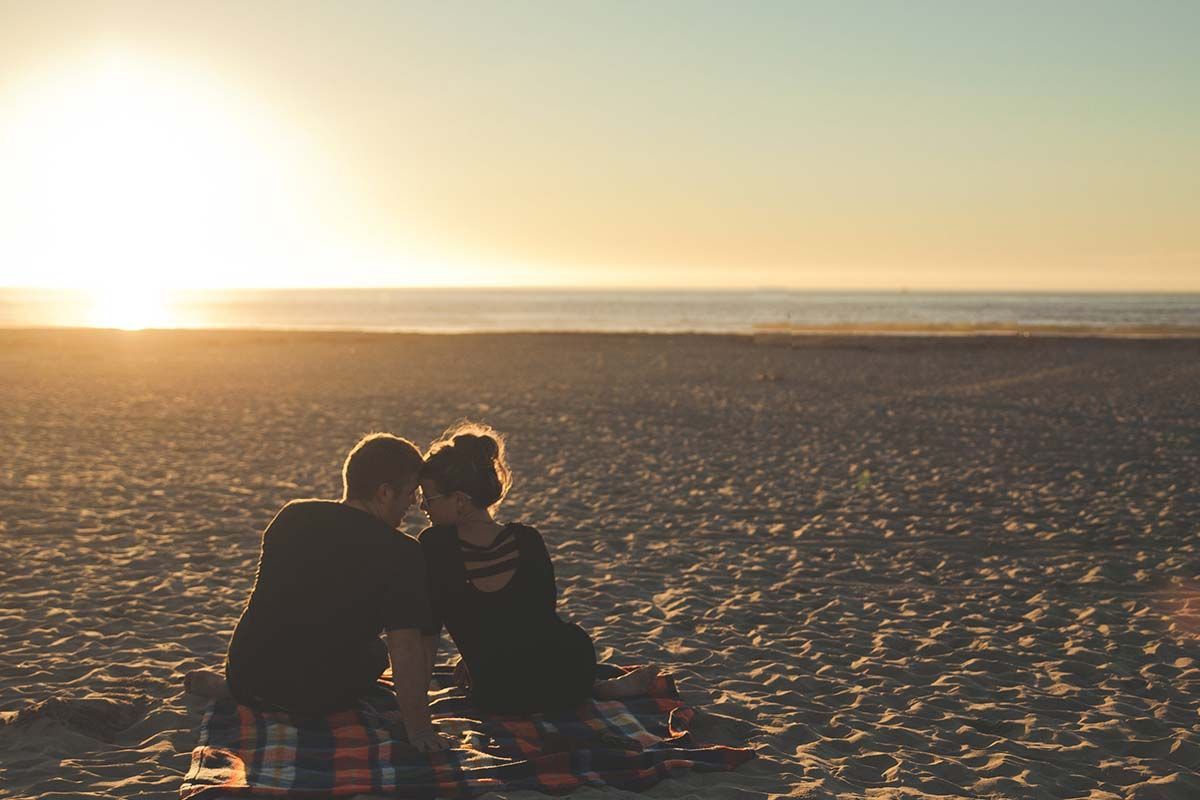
[{"xmin": 420, "ymin": 422, "xmax": 512, "ymax": 525}]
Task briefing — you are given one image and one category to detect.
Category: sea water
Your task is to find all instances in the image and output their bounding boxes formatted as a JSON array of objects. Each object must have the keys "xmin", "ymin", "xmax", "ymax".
[{"xmin": 1, "ymin": 288, "xmax": 1197, "ymax": 334}]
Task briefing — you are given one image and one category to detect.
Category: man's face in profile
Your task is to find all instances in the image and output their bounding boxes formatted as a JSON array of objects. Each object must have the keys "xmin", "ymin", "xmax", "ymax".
[{"xmin": 382, "ymin": 475, "xmax": 420, "ymax": 528}]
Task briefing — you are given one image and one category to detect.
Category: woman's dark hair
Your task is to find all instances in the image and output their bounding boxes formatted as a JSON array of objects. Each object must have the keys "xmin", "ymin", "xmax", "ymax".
[{"xmin": 421, "ymin": 422, "xmax": 512, "ymax": 510}]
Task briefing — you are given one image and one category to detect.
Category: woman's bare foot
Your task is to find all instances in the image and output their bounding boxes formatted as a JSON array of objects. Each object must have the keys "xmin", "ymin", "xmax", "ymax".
[
  {"xmin": 184, "ymin": 669, "xmax": 232, "ymax": 700},
  {"xmin": 593, "ymin": 666, "xmax": 660, "ymax": 699}
]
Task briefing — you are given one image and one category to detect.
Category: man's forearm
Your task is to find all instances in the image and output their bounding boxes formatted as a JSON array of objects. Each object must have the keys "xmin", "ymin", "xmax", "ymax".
[
  {"xmin": 421, "ymin": 634, "xmax": 439, "ymax": 686},
  {"xmin": 386, "ymin": 629, "xmax": 435, "ymax": 739}
]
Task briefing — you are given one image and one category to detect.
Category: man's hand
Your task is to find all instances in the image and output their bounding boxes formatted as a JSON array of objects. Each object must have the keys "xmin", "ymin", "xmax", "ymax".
[
  {"xmin": 408, "ymin": 726, "xmax": 452, "ymax": 753},
  {"xmin": 380, "ymin": 714, "xmax": 453, "ymax": 752}
]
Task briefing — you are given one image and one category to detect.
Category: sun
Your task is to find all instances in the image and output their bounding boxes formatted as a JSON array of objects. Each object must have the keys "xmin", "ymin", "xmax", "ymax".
[
  {"xmin": 86, "ymin": 286, "xmax": 173, "ymax": 331},
  {"xmin": 0, "ymin": 50, "xmax": 357, "ymax": 294}
]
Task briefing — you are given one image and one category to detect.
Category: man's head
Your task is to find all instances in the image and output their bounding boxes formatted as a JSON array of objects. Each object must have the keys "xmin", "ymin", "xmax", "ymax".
[{"xmin": 342, "ymin": 433, "xmax": 423, "ymax": 527}]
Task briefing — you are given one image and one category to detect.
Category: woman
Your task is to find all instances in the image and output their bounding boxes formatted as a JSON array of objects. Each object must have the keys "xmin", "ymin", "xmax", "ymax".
[{"xmin": 417, "ymin": 423, "xmax": 656, "ymax": 714}]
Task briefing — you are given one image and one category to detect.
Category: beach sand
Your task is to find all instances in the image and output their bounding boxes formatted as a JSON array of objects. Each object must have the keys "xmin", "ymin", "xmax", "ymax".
[{"xmin": 1, "ymin": 329, "xmax": 1197, "ymax": 799}]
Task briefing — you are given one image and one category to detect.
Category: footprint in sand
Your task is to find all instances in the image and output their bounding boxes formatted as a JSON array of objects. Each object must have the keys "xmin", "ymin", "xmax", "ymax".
[{"xmin": 2, "ymin": 695, "xmax": 146, "ymax": 740}]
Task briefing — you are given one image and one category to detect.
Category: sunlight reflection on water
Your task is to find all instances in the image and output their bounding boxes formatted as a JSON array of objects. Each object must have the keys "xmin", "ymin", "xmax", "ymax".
[{"xmin": 1, "ymin": 289, "xmax": 1197, "ymax": 334}]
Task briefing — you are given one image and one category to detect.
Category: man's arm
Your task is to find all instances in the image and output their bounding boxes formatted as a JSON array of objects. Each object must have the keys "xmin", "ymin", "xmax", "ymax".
[
  {"xmin": 386, "ymin": 628, "xmax": 448, "ymax": 752},
  {"xmin": 421, "ymin": 633, "xmax": 439, "ymax": 686}
]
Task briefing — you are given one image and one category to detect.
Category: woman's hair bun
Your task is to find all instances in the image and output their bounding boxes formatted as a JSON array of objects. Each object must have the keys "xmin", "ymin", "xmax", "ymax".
[
  {"xmin": 421, "ymin": 422, "xmax": 513, "ymax": 510},
  {"xmin": 453, "ymin": 432, "xmax": 500, "ymax": 463}
]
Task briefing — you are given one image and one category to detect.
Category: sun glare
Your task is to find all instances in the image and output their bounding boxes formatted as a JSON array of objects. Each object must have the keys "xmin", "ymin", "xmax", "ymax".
[
  {"xmin": 87, "ymin": 286, "xmax": 173, "ymax": 330},
  {"xmin": 0, "ymin": 50, "xmax": 359, "ymax": 297}
]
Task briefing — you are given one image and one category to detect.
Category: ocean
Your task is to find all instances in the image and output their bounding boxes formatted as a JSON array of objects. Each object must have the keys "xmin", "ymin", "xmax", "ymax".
[{"xmin": 1, "ymin": 288, "xmax": 1197, "ymax": 334}]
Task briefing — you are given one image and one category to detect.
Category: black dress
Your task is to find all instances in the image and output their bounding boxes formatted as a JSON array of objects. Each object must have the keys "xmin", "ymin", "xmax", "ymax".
[{"xmin": 419, "ymin": 523, "xmax": 597, "ymax": 714}]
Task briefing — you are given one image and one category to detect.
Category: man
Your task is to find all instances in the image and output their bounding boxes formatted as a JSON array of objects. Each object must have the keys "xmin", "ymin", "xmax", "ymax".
[{"xmin": 186, "ymin": 433, "xmax": 448, "ymax": 752}]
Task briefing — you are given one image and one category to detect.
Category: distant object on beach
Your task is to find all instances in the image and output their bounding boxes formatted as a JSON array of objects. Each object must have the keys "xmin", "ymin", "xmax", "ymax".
[{"xmin": 751, "ymin": 321, "xmax": 1200, "ymax": 339}]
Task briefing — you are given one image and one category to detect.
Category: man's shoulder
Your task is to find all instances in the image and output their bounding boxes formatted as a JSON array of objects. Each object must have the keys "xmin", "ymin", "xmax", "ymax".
[
  {"xmin": 267, "ymin": 499, "xmax": 394, "ymax": 539},
  {"xmin": 266, "ymin": 498, "xmax": 338, "ymax": 527},
  {"xmin": 278, "ymin": 498, "xmax": 339, "ymax": 515}
]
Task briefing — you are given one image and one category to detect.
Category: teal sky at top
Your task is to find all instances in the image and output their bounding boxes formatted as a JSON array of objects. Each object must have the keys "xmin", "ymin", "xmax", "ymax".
[{"xmin": 1, "ymin": 0, "xmax": 1197, "ymax": 290}]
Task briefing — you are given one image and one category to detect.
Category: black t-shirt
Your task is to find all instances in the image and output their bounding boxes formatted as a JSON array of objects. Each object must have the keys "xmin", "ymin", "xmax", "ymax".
[{"xmin": 226, "ymin": 500, "xmax": 432, "ymax": 682}]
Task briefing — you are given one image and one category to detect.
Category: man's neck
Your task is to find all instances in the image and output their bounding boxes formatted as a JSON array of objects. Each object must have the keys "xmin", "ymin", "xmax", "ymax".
[{"xmin": 343, "ymin": 497, "xmax": 380, "ymax": 520}]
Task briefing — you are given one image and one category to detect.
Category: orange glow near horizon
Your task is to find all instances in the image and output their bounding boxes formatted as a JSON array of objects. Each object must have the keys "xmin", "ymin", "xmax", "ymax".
[{"xmin": 86, "ymin": 286, "xmax": 173, "ymax": 330}]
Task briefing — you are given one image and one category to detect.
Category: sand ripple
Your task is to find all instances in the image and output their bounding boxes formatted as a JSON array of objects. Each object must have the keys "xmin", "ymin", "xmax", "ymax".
[{"xmin": 1, "ymin": 330, "xmax": 1197, "ymax": 799}]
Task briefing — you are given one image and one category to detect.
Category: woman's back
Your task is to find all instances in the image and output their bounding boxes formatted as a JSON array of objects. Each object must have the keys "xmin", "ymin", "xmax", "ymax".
[
  {"xmin": 420, "ymin": 523, "xmax": 557, "ymax": 647},
  {"xmin": 420, "ymin": 522, "xmax": 595, "ymax": 713}
]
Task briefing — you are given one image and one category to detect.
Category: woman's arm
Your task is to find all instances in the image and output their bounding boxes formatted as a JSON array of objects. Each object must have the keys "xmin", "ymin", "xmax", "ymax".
[{"xmin": 521, "ymin": 527, "xmax": 558, "ymax": 613}]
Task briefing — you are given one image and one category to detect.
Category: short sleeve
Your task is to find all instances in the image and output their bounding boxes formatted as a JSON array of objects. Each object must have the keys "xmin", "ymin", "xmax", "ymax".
[
  {"xmin": 380, "ymin": 535, "xmax": 435, "ymax": 632},
  {"xmin": 417, "ymin": 528, "xmax": 445, "ymax": 636}
]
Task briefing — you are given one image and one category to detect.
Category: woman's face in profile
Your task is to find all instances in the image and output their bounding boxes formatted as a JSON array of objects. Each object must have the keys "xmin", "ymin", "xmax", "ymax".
[{"xmin": 419, "ymin": 480, "xmax": 460, "ymax": 526}]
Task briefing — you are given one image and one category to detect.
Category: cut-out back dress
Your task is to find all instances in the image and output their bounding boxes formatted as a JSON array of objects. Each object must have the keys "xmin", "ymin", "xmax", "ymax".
[{"xmin": 418, "ymin": 522, "xmax": 597, "ymax": 713}]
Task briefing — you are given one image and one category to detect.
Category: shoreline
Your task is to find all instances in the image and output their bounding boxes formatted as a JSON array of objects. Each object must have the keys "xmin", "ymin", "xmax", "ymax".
[{"xmin": 4, "ymin": 323, "xmax": 1200, "ymax": 340}]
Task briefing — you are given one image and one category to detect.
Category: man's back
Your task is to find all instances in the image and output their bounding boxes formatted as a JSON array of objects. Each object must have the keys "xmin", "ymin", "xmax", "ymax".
[{"xmin": 224, "ymin": 499, "xmax": 430, "ymax": 711}]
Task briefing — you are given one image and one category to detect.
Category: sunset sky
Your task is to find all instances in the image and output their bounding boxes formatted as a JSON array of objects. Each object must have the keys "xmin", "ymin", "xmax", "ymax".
[{"xmin": 1, "ymin": 1, "xmax": 1197, "ymax": 291}]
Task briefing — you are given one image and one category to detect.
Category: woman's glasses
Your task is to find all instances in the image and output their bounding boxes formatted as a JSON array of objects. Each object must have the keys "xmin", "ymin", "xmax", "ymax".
[{"xmin": 419, "ymin": 489, "xmax": 452, "ymax": 506}]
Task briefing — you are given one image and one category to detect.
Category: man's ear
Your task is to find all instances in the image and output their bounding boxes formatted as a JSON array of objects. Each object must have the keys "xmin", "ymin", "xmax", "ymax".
[{"xmin": 374, "ymin": 482, "xmax": 394, "ymax": 507}]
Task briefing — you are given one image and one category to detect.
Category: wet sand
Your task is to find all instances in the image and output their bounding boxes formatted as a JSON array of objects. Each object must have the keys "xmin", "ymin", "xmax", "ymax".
[{"xmin": 1, "ymin": 329, "xmax": 1197, "ymax": 799}]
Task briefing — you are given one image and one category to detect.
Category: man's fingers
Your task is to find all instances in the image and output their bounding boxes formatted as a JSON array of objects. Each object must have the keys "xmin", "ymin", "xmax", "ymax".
[
  {"xmin": 410, "ymin": 731, "xmax": 451, "ymax": 752},
  {"xmin": 415, "ymin": 739, "xmax": 448, "ymax": 752}
]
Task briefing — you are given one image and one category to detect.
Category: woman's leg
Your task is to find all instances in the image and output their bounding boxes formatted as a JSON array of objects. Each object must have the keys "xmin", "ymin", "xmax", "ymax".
[{"xmin": 473, "ymin": 624, "xmax": 597, "ymax": 714}]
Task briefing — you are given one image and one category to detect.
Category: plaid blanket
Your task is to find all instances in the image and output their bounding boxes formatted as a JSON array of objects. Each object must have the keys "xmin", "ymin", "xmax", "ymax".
[{"xmin": 180, "ymin": 665, "xmax": 755, "ymax": 798}]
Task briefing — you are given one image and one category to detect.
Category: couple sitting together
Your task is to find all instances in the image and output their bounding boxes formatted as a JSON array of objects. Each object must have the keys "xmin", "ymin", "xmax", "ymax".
[{"xmin": 185, "ymin": 424, "xmax": 658, "ymax": 752}]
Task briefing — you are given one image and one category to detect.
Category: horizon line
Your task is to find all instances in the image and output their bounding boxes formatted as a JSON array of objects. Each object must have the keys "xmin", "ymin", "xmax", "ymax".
[{"xmin": 3, "ymin": 285, "xmax": 1199, "ymax": 295}]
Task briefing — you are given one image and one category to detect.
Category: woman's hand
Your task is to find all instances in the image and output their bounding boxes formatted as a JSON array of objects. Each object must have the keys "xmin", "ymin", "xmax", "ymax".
[{"xmin": 452, "ymin": 658, "xmax": 471, "ymax": 689}]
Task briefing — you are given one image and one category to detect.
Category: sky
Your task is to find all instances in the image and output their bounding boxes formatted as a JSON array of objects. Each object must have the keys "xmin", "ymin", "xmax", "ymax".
[{"xmin": 1, "ymin": 0, "xmax": 1197, "ymax": 291}]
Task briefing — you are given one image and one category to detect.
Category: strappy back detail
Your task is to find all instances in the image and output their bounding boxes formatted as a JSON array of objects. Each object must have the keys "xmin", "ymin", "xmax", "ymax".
[{"xmin": 459, "ymin": 525, "xmax": 520, "ymax": 592}]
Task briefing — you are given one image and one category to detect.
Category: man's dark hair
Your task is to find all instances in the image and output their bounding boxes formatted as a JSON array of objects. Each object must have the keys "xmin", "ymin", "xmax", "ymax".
[{"xmin": 342, "ymin": 433, "xmax": 423, "ymax": 502}]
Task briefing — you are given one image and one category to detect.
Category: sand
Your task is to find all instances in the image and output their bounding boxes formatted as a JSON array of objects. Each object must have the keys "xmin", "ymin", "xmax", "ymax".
[{"xmin": 1, "ymin": 328, "xmax": 1197, "ymax": 800}]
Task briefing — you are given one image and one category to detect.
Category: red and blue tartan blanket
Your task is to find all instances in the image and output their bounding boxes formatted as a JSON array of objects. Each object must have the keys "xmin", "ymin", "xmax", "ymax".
[{"xmin": 180, "ymin": 665, "xmax": 755, "ymax": 798}]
